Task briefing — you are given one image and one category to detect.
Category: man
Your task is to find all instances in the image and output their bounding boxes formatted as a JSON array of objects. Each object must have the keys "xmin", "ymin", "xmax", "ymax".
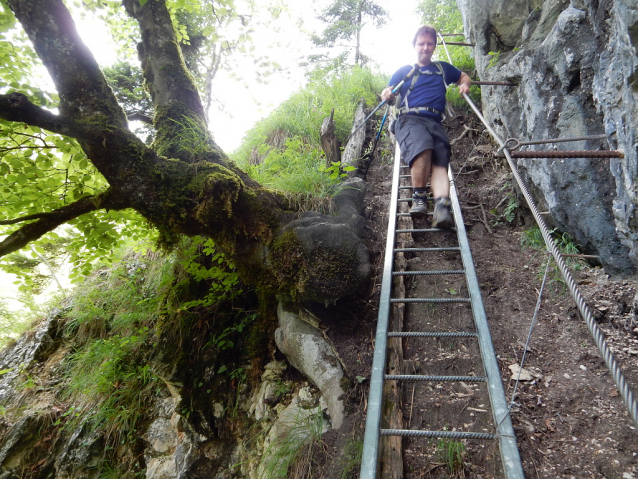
[{"xmin": 381, "ymin": 25, "xmax": 471, "ymax": 228}]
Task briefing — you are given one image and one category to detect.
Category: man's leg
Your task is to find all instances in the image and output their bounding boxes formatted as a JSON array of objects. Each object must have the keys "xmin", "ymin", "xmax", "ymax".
[
  {"xmin": 430, "ymin": 164, "xmax": 449, "ymax": 198},
  {"xmin": 431, "ymin": 164, "xmax": 454, "ymax": 228},
  {"xmin": 410, "ymin": 150, "xmax": 432, "ymax": 187},
  {"xmin": 409, "ymin": 150, "xmax": 432, "ymax": 217}
]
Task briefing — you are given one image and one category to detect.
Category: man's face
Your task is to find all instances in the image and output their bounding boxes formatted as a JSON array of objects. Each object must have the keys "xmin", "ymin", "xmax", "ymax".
[{"xmin": 414, "ymin": 33, "xmax": 437, "ymax": 66}]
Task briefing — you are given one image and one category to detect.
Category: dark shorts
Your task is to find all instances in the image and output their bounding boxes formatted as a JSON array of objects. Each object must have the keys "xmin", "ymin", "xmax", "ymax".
[{"xmin": 395, "ymin": 114, "xmax": 451, "ymax": 168}]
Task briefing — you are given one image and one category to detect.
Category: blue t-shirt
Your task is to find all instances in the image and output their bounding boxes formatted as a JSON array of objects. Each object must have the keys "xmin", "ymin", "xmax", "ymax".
[{"xmin": 388, "ymin": 62, "xmax": 461, "ymax": 122}]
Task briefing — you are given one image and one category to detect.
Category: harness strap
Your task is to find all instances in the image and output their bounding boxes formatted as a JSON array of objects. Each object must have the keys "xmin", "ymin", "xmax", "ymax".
[{"xmin": 398, "ymin": 106, "xmax": 443, "ymax": 117}]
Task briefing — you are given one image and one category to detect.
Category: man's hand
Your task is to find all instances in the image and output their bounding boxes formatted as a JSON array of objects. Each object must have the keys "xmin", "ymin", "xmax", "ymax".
[
  {"xmin": 381, "ymin": 86, "xmax": 396, "ymax": 102},
  {"xmin": 457, "ymin": 72, "xmax": 472, "ymax": 95}
]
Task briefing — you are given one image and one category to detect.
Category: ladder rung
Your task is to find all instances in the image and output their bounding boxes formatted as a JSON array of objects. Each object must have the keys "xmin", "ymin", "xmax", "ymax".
[
  {"xmin": 385, "ymin": 374, "xmax": 486, "ymax": 382},
  {"xmin": 398, "ymin": 186, "xmax": 414, "ymax": 190},
  {"xmin": 394, "ymin": 247, "xmax": 460, "ymax": 252},
  {"xmin": 392, "ymin": 270, "xmax": 464, "ymax": 276},
  {"xmin": 397, "ymin": 212, "xmax": 433, "ymax": 217},
  {"xmin": 390, "ymin": 297, "xmax": 471, "ymax": 303},
  {"xmin": 381, "ymin": 429, "xmax": 497, "ymax": 440},
  {"xmin": 399, "ymin": 175, "xmax": 411, "ymax": 178},
  {"xmin": 397, "ymin": 228, "xmax": 455, "ymax": 233},
  {"xmin": 388, "ymin": 331, "xmax": 478, "ymax": 338}
]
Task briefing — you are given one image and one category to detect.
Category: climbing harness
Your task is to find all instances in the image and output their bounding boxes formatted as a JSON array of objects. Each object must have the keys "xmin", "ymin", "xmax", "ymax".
[{"xmin": 389, "ymin": 61, "xmax": 448, "ymax": 133}]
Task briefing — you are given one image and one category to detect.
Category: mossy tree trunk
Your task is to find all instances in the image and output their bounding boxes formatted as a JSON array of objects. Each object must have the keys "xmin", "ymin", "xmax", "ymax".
[{"xmin": 0, "ymin": 0, "xmax": 368, "ymax": 302}]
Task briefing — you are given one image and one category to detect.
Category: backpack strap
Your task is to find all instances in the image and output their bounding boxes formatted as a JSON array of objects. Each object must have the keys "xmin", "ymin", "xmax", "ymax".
[{"xmin": 434, "ymin": 61, "xmax": 448, "ymax": 88}]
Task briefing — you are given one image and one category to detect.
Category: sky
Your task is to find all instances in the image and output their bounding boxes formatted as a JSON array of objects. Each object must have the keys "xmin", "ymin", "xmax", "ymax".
[
  {"xmin": 75, "ymin": 0, "xmax": 424, "ymax": 151},
  {"xmin": 1, "ymin": 0, "xmax": 426, "ymax": 313}
]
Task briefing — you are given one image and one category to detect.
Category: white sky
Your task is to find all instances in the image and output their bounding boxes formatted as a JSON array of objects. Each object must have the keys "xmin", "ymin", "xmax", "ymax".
[
  {"xmin": 75, "ymin": 0, "xmax": 424, "ymax": 151},
  {"xmin": 1, "ymin": 0, "xmax": 426, "ymax": 312}
]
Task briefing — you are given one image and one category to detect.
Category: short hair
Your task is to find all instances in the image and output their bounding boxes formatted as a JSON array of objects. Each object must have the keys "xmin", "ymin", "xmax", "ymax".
[{"xmin": 413, "ymin": 25, "xmax": 437, "ymax": 46}]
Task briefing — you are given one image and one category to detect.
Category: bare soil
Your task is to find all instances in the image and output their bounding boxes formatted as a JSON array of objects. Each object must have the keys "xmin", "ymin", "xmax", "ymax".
[{"xmin": 311, "ymin": 113, "xmax": 638, "ymax": 478}]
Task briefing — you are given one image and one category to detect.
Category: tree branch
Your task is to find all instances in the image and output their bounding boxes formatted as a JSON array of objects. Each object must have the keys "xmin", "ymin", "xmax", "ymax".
[
  {"xmin": 0, "ymin": 191, "xmax": 121, "ymax": 258},
  {"xmin": 6, "ymin": 0, "xmax": 127, "ymax": 127},
  {"xmin": 0, "ymin": 93, "xmax": 76, "ymax": 137},
  {"xmin": 127, "ymin": 112, "xmax": 154, "ymax": 125}
]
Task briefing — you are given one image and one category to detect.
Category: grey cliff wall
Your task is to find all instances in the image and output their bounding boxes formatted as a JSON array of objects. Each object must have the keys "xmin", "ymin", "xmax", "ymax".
[{"xmin": 457, "ymin": 0, "xmax": 638, "ymax": 275}]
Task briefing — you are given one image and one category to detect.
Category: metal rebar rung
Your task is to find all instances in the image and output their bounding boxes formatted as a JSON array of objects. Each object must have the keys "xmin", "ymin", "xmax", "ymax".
[
  {"xmin": 381, "ymin": 429, "xmax": 497, "ymax": 440},
  {"xmin": 397, "ymin": 212, "xmax": 433, "ymax": 217},
  {"xmin": 397, "ymin": 228, "xmax": 456, "ymax": 233},
  {"xmin": 399, "ymin": 186, "xmax": 414, "ymax": 190},
  {"xmin": 399, "ymin": 175, "xmax": 411, "ymax": 178},
  {"xmin": 495, "ymin": 150, "xmax": 623, "ymax": 159},
  {"xmin": 388, "ymin": 331, "xmax": 478, "ymax": 338},
  {"xmin": 472, "ymin": 81, "xmax": 518, "ymax": 86},
  {"xmin": 391, "ymin": 297, "xmax": 471, "ymax": 303},
  {"xmin": 385, "ymin": 374, "xmax": 486, "ymax": 382},
  {"xmin": 392, "ymin": 270, "xmax": 465, "ymax": 276},
  {"xmin": 394, "ymin": 247, "xmax": 461, "ymax": 252}
]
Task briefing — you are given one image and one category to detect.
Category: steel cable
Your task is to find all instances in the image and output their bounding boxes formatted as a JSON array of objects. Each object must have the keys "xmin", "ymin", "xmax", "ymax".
[{"xmin": 462, "ymin": 91, "xmax": 638, "ymax": 428}]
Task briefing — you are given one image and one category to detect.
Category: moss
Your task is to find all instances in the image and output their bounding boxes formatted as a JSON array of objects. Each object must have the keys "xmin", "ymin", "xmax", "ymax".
[
  {"xmin": 194, "ymin": 164, "xmax": 244, "ymax": 224},
  {"xmin": 152, "ymin": 103, "xmax": 213, "ymax": 162},
  {"xmin": 268, "ymin": 229, "xmax": 308, "ymax": 300}
]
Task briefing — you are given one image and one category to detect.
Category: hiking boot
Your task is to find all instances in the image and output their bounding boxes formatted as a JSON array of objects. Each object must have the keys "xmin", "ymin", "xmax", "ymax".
[
  {"xmin": 410, "ymin": 193, "xmax": 428, "ymax": 218},
  {"xmin": 432, "ymin": 197, "xmax": 454, "ymax": 229}
]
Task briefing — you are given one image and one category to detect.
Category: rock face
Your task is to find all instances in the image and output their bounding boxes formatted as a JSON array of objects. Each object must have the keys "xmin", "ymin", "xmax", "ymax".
[{"xmin": 457, "ymin": 0, "xmax": 637, "ymax": 275}]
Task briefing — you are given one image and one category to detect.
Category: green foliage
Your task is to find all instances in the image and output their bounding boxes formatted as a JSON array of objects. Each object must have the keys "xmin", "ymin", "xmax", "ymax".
[
  {"xmin": 63, "ymin": 249, "xmax": 171, "ymax": 339},
  {"xmin": 521, "ymin": 225, "xmax": 585, "ymax": 294},
  {"xmin": 261, "ymin": 406, "xmax": 326, "ymax": 479},
  {"xmin": 487, "ymin": 51, "xmax": 501, "ymax": 69},
  {"xmin": 176, "ymin": 236, "xmax": 242, "ymax": 310},
  {"xmin": 233, "ymin": 66, "xmax": 385, "ymax": 205},
  {"xmin": 446, "ymin": 83, "xmax": 481, "ymax": 110},
  {"xmin": 436, "ymin": 438, "xmax": 466, "ymax": 474},
  {"xmin": 310, "ymin": 0, "xmax": 388, "ymax": 68},
  {"xmin": 417, "ymin": 0, "xmax": 463, "ymax": 35},
  {"xmin": 339, "ymin": 436, "xmax": 363, "ymax": 479},
  {"xmin": 208, "ymin": 313, "xmax": 254, "ymax": 351},
  {"xmin": 103, "ymin": 62, "xmax": 154, "ymax": 142}
]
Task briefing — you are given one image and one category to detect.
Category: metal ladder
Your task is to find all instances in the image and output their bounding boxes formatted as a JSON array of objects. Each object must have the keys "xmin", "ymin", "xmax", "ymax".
[{"xmin": 360, "ymin": 144, "xmax": 525, "ymax": 478}]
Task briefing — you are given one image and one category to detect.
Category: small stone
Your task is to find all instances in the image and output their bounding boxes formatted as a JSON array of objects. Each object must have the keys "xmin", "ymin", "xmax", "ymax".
[
  {"xmin": 579, "ymin": 365, "xmax": 587, "ymax": 371},
  {"xmin": 509, "ymin": 364, "xmax": 533, "ymax": 381},
  {"xmin": 564, "ymin": 373, "xmax": 571, "ymax": 379}
]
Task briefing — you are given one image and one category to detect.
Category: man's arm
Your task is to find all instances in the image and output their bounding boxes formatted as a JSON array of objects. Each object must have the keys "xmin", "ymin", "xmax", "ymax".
[{"xmin": 457, "ymin": 72, "xmax": 471, "ymax": 95}]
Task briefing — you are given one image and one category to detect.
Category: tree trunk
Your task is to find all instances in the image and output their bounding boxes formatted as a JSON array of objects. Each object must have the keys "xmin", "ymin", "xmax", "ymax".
[
  {"xmin": 320, "ymin": 108, "xmax": 341, "ymax": 168},
  {"xmin": 355, "ymin": 6, "xmax": 362, "ymax": 67},
  {"xmin": 342, "ymin": 100, "xmax": 367, "ymax": 176}
]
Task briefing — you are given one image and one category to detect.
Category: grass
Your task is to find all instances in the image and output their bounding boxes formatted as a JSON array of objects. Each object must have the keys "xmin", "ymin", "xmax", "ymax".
[
  {"xmin": 521, "ymin": 225, "xmax": 585, "ymax": 294},
  {"xmin": 260, "ymin": 405, "xmax": 326, "ymax": 479},
  {"xmin": 436, "ymin": 438, "xmax": 467, "ymax": 475},
  {"xmin": 339, "ymin": 435, "xmax": 363, "ymax": 479},
  {"xmin": 232, "ymin": 66, "xmax": 386, "ymax": 207},
  {"xmin": 58, "ymin": 248, "xmax": 173, "ymax": 445}
]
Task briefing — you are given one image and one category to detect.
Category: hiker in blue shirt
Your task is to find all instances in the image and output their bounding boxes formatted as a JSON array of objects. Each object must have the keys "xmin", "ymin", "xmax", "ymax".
[{"xmin": 381, "ymin": 25, "xmax": 471, "ymax": 228}]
